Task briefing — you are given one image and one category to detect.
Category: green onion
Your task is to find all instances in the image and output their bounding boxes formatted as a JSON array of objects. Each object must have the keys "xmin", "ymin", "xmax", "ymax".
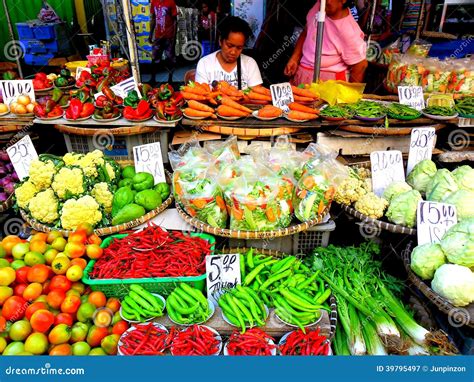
[
  {"xmin": 333, "ymin": 322, "xmax": 351, "ymax": 356},
  {"xmin": 360, "ymin": 317, "xmax": 387, "ymax": 355}
]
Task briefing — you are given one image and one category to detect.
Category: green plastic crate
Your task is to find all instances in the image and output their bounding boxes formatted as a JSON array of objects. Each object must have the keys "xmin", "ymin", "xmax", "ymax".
[{"xmin": 81, "ymin": 232, "xmax": 215, "ymax": 298}]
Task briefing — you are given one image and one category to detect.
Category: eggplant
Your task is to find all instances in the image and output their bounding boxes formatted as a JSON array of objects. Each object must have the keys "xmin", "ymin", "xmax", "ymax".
[
  {"xmin": 3, "ymin": 181, "xmax": 14, "ymax": 195},
  {"xmin": 0, "ymin": 192, "xmax": 7, "ymax": 202},
  {"xmin": 0, "ymin": 151, "xmax": 9, "ymax": 162},
  {"xmin": 11, "ymin": 172, "xmax": 19, "ymax": 182},
  {"xmin": 5, "ymin": 163, "xmax": 13, "ymax": 173}
]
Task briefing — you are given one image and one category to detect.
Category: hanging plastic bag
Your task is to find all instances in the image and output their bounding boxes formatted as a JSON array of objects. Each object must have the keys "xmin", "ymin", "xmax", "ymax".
[{"xmin": 38, "ymin": 1, "xmax": 62, "ymax": 23}]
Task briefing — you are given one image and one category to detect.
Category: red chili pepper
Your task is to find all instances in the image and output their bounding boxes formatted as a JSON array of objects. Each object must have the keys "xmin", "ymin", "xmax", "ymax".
[{"xmin": 279, "ymin": 329, "xmax": 330, "ymax": 356}]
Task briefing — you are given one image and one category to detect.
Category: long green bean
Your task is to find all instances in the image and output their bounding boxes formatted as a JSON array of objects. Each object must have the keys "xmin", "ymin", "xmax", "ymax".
[
  {"xmin": 350, "ymin": 101, "xmax": 386, "ymax": 118},
  {"xmin": 320, "ymin": 104, "xmax": 353, "ymax": 118},
  {"xmin": 454, "ymin": 96, "xmax": 474, "ymax": 116},
  {"xmin": 423, "ymin": 105, "xmax": 456, "ymax": 116},
  {"xmin": 387, "ymin": 103, "xmax": 421, "ymax": 117}
]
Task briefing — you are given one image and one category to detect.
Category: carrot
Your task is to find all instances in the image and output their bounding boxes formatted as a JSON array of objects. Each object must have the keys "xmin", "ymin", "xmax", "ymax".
[
  {"xmin": 181, "ymin": 84, "xmax": 208, "ymax": 95},
  {"xmin": 181, "ymin": 91, "xmax": 207, "ymax": 101},
  {"xmin": 197, "ymin": 82, "xmax": 211, "ymax": 92},
  {"xmin": 207, "ymin": 96, "xmax": 218, "ymax": 105},
  {"xmin": 288, "ymin": 102, "xmax": 319, "ymax": 115},
  {"xmin": 217, "ymin": 81, "xmax": 244, "ymax": 97},
  {"xmin": 291, "ymin": 85, "xmax": 318, "ymax": 99},
  {"xmin": 247, "ymin": 91, "xmax": 272, "ymax": 101},
  {"xmin": 220, "ymin": 96, "xmax": 252, "ymax": 114},
  {"xmin": 258, "ymin": 105, "xmax": 282, "ymax": 118},
  {"xmin": 183, "ymin": 108, "xmax": 216, "ymax": 118},
  {"xmin": 188, "ymin": 100, "xmax": 215, "ymax": 113},
  {"xmin": 293, "ymin": 95, "xmax": 315, "ymax": 103},
  {"xmin": 217, "ymin": 105, "xmax": 250, "ymax": 117},
  {"xmin": 250, "ymin": 86, "xmax": 271, "ymax": 97},
  {"xmin": 287, "ymin": 110, "xmax": 318, "ymax": 120}
]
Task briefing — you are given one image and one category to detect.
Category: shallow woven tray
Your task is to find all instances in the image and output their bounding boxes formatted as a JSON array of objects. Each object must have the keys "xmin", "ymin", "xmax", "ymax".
[
  {"xmin": 20, "ymin": 192, "xmax": 173, "ymax": 237},
  {"xmin": 218, "ymin": 247, "xmax": 338, "ymax": 339},
  {"xmin": 338, "ymin": 123, "xmax": 446, "ymax": 136},
  {"xmin": 199, "ymin": 124, "xmax": 302, "ymax": 137},
  {"xmin": 341, "ymin": 204, "xmax": 417, "ymax": 235},
  {"xmin": 401, "ymin": 241, "xmax": 474, "ymax": 328},
  {"xmin": 0, "ymin": 194, "xmax": 14, "ymax": 213},
  {"xmin": 176, "ymin": 202, "xmax": 330, "ymax": 239}
]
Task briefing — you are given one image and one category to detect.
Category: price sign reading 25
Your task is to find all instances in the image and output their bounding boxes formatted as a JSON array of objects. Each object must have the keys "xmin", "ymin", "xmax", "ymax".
[
  {"xmin": 6, "ymin": 135, "xmax": 38, "ymax": 180},
  {"xmin": 417, "ymin": 201, "xmax": 457, "ymax": 245},
  {"xmin": 407, "ymin": 127, "xmax": 436, "ymax": 175}
]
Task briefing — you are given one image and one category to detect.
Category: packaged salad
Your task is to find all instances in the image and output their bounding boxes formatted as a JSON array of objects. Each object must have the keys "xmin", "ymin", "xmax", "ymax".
[
  {"xmin": 447, "ymin": 59, "xmax": 474, "ymax": 94},
  {"xmin": 170, "ymin": 142, "xmax": 228, "ymax": 228},
  {"xmin": 421, "ymin": 58, "xmax": 451, "ymax": 93},
  {"xmin": 204, "ymin": 135, "xmax": 240, "ymax": 170}
]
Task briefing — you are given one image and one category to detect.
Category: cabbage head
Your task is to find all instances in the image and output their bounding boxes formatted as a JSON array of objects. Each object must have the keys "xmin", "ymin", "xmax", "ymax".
[
  {"xmin": 385, "ymin": 189, "xmax": 422, "ymax": 227},
  {"xmin": 425, "ymin": 169, "xmax": 459, "ymax": 202},
  {"xmin": 406, "ymin": 159, "xmax": 437, "ymax": 193},
  {"xmin": 431, "ymin": 264, "xmax": 474, "ymax": 307},
  {"xmin": 383, "ymin": 181, "xmax": 412, "ymax": 203},
  {"xmin": 440, "ymin": 218, "xmax": 474, "ymax": 268},
  {"xmin": 452, "ymin": 165, "xmax": 474, "ymax": 192},
  {"xmin": 411, "ymin": 243, "xmax": 446, "ymax": 280},
  {"xmin": 443, "ymin": 190, "xmax": 474, "ymax": 221}
]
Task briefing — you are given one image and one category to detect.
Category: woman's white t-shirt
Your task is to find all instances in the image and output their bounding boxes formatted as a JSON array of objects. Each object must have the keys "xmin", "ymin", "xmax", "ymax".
[{"xmin": 195, "ymin": 51, "xmax": 263, "ymax": 89}]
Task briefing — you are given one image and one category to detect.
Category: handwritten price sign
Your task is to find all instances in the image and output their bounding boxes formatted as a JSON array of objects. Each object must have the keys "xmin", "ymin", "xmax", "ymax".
[
  {"xmin": 407, "ymin": 127, "xmax": 436, "ymax": 174},
  {"xmin": 206, "ymin": 254, "xmax": 241, "ymax": 306},
  {"xmin": 370, "ymin": 150, "xmax": 405, "ymax": 197},
  {"xmin": 270, "ymin": 82, "xmax": 294, "ymax": 113},
  {"xmin": 417, "ymin": 201, "xmax": 457, "ymax": 245},
  {"xmin": 0, "ymin": 80, "xmax": 35, "ymax": 105},
  {"xmin": 398, "ymin": 86, "xmax": 425, "ymax": 111},
  {"xmin": 133, "ymin": 142, "xmax": 165, "ymax": 184},
  {"xmin": 6, "ymin": 135, "xmax": 38, "ymax": 180}
]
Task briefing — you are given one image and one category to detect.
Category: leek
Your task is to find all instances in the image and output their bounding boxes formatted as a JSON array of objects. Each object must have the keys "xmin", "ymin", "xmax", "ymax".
[
  {"xmin": 347, "ymin": 303, "xmax": 367, "ymax": 355},
  {"xmin": 360, "ymin": 317, "xmax": 387, "ymax": 355},
  {"xmin": 333, "ymin": 323, "xmax": 351, "ymax": 356}
]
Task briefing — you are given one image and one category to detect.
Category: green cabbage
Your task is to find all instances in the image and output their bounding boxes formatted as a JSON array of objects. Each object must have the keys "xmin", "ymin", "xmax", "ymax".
[
  {"xmin": 385, "ymin": 189, "xmax": 422, "ymax": 227},
  {"xmin": 440, "ymin": 218, "xmax": 474, "ymax": 268},
  {"xmin": 452, "ymin": 165, "xmax": 474, "ymax": 192},
  {"xmin": 425, "ymin": 169, "xmax": 459, "ymax": 202},
  {"xmin": 443, "ymin": 190, "xmax": 474, "ymax": 221},
  {"xmin": 406, "ymin": 159, "xmax": 437, "ymax": 193},
  {"xmin": 431, "ymin": 264, "xmax": 474, "ymax": 307},
  {"xmin": 383, "ymin": 181, "xmax": 412, "ymax": 203},
  {"xmin": 410, "ymin": 243, "xmax": 446, "ymax": 280}
]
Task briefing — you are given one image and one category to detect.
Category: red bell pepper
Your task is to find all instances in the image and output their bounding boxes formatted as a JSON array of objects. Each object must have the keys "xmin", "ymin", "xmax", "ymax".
[
  {"xmin": 80, "ymin": 102, "xmax": 95, "ymax": 118},
  {"xmin": 68, "ymin": 99, "xmax": 82, "ymax": 119}
]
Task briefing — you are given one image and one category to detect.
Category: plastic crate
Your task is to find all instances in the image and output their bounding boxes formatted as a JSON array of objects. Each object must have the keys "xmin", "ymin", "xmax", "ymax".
[
  {"xmin": 228, "ymin": 219, "xmax": 336, "ymax": 254},
  {"xmin": 24, "ymin": 53, "xmax": 54, "ymax": 66},
  {"xmin": 33, "ymin": 24, "xmax": 57, "ymax": 39},
  {"xmin": 62, "ymin": 129, "xmax": 170, "ymax": 164},
  {"xmin": 16, "ymin": 22, "xmax": 35, "ymax": 39},
  {"xmin": 81, "ymin": 232, "xmax": 215, "ymax": 298}
]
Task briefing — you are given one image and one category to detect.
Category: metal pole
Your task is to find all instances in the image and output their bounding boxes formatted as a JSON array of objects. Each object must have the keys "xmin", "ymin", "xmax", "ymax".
[
  {"xmin": 313, "ymin": 0, "xmax": 326, "ymax": 82},
  {"xmin": 121, "ymin": 0, "xmax": 140, "ymax": 83},
  {"xmin": 2, "ymin": 0, "xmax": 23, "ymax": 78},
  {"xmin": 366, "ymin": 0, "xmax": 377, "ymax": 48}
]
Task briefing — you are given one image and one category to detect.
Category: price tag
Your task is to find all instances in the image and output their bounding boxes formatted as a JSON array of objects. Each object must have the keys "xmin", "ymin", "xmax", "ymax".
[
  {"xmin": 6, "ymin": 135, "xmax": 38, "ymax": 180},
  {"xmin": 270, "ymin": 82, "xmax": 293, "ymax": 113},
  {"xmin": 370, "ymin": 150, "xmax": 405, "ymax": 197},
  {"xmin": 94, "ymin": 77, "xmax": 141, "ymax": 100},
  {"xmin": 398, "ymin": 86, "xmax": 425, "ymax": 111},
  {"xmin": 133, "ymin": 142, "xmax": 165, "ymax": 184},
  {"xmin": 417, "ymin": 201, "xmax": 457, "ymax": 245},
  {"xmin": 407, "ymin": 127, "xmax": 436, "ymax": 175},
  {"xmin": 206, "ymin": 254, "xmax": 241, "ymax": 306},
  {"xmin": 0, "ymin": 80, "xmax": 35, "ymax": 105},
  {"xmin": 75, "ymin": 67, "xmax": 91, "ymax": 80}
]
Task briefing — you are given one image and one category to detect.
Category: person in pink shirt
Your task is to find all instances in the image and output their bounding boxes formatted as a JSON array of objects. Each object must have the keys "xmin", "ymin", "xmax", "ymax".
[{"xmin": 285, "ymin": 0, "xmax": 368, "ymax": 84}]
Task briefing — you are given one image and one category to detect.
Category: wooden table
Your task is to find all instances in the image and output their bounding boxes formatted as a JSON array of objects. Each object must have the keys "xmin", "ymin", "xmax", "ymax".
[{"xmin": 35, "ymin": 116, "xmax": 176, "ymax": 129}]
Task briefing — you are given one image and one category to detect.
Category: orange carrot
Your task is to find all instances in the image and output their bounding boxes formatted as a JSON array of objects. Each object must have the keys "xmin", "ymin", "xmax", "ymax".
[
  {"xmin": 181, "ymin": 85, "xmax": 208, "ymax": 95},
  {"xmin": 220, "ymin": 96, "xmax": 252, "ymax": 114},
  {"xmin": 218, "ymin": 81, "xmax": 244, "ymax": 97},
  {"xmin": 247, "ymin": 91, "xmax": 272, "ymax": 101},
  {"xmin": 217, "ymin": 105, "xmax": 250, "ymax": 117},
  {"xmin": 183, "ymin": 108, "xmax": 216, "ymax": 118},
  {"xmin": 291, "ymin": 85, "xmax": 318, "ymax": 99},
  {"xmin": 197, "ymin": 82, "xmax": 211, "ymax": 92},
  {"xmin": 287, "ymin": 110, "xmax": 318, "ymax": 120},
  {"xmin": 293, "ymin": 95, "xmax": 315, "ymax": 103},
  {"xmin": 181, "ymin": 92, "xmax": 207, "ymax": 101},
  {"xmin": 258, "ymin": 105, "xmax": 282, "ymax": 118},
  {"xmin": 207, "ymin": 96, "xmax": 218, "ymax": 105},
  {"xmin": 288, "ymin": 102, "xmax": 319, "ymax": 115},
  {"xmin": 251, "ymin": 86, "xmax": 271, "ymax": 97},
  {"xmin": 188, "ymin": 100, "xmax": 215, "ymax": 113}
]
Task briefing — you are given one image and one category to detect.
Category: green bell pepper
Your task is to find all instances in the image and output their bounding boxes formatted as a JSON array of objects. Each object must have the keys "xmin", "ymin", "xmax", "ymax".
[
  {"xmin": 121, "ymin": 165, "xmax": 136, "ymax": 179},
  {"xmin": 112, "ymin": 186, "xmax": 135, "ymax": 217},
  {"xmin": 154, "ymin": 182, "xmax": 170, "ymax": 200},
  {"xmin": 135, "ymin": 190, "xmax": 162, "ymax": 211},
  {"xmin": 132, "ymin": 172, "xmax": 154, "ymax": 191}
]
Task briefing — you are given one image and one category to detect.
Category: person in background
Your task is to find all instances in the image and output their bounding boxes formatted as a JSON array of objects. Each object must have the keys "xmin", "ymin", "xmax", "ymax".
[
  {"xmin": 195, "ymin": 16, "xmax": 263, "ymax": 89},
  {"xmin": 284, "ymin": 0, "xmax": 368, "ymax": 83},
  {"xmin": 149, "ymin": 0, "xmax": 178, "ymax": 84},
  {"xmin": 198, "ymin": 1, "xmax": 216, "ymax": 40},
  {"xmin": 399, "ymin": 0, "xmax": 431, "ymax": 32}
]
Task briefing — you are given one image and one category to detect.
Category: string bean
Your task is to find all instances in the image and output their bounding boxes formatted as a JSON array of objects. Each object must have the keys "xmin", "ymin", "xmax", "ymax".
[
  {"xmin": 387, "ymin": 103, "xmax": 421, "ymax": 117},
  {"xmin": 350, "ymin": 101, "xmax": 386, "ymax": 118},
  {"xmin": 454, "ymin": 97, "xmax": 474, "ymax": 116},
  {"xmin": 320, "ymin": 104, "xmax": 353, "ymax": 118},
  {"xmin": 423, "ymin": 105, "xmax": 456, "ymax": 116}
]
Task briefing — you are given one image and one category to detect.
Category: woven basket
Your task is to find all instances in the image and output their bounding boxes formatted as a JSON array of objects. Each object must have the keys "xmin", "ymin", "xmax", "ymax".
[
  {"xmin": 20, "ymin": 192, "xmax": 173, "ymax": 237},
  {"xmin": 176, "ymin": 202, "xmax": 331, "ymax": 239},
  {"xmin": 0, "ymin": 194, "xmax": 14, "ymax": 213},
  {"xmin": 401, "ymin": 241, "xmax": 474, "ymax": 328},
  {"xmin": 218, "ymin": 247, "xmax": 338, "ymax": 339}
]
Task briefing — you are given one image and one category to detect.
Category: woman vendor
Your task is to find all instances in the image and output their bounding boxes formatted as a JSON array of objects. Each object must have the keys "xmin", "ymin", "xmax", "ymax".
[
  {"xmin": 195, "ymin": 16, "xmax": 263, "ymax": 90},
  {"xmin": 284, "ymin": 0, "xmax": 368, "ymax": 83}
]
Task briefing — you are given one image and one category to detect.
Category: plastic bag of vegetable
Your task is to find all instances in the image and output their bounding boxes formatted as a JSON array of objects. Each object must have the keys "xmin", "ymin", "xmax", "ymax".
[
  {"xmin": 431, "ymin": 264, "xmax": 474, "ymax": 307},
  {"xmin": 406, "ymin": 159, "xmax": 437, "ymax": 194},
  {"xmin": 410, "ymin": 243, "xmax": 446, "ymax": 280},
  {"xmin": 442, "ymin": 190, "xmax": 474, "ymax": 221},
  {"xmin": 204, "ymin": 135, "xmax": 240, "ymax": 171},
  {"xmin": 439, "ymin": 218, "xmax": 474, "ymax": 268},
  {"xmin": 425, "ymin": 169, "xmax": 459, "ymax": 202},
  {"xmin": 451, "ymin": 165, "xmax": 474, "ymax": 192},
  {"xmin": 385, "ymin": 189, "xmax": 422, "ymax": 227}
]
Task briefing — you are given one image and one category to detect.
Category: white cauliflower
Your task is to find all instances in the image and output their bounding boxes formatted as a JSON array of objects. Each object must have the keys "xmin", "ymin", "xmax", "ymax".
[
  {"xmin": 75, "ymin": 150, "xmax": 105, "ymax": 178},
  {"xmin": 63, "ymin": 152, "xmax": 83, "ymax": 166},
  {"xmin": 354, "ymin": 192, "xmax": 388, "ymax": 219},
  {"xmin": 28, "ymin": 189, "xmax": 59, "ymax": 224},
  {"xmin": 51, "ymin": 167, "xmax": 85, "ymax": 200},
  {"xmin": 28, "ymin": 160, "xmax": 56, "ymax": 190},
  {"xmin": 60, "ymin": 195, "xmax": 102, "ymax": 230},
  {"xmin": 91, "ymin": 182, "xmax": 113, "ymax": 214},
  {"xmin": 15, "ymin": 180, "xmax": 39, "ymax": 209},
  {"xmin": 334, "ymin": 177, "xmax": 367, "ymax": 205},
  {"xmin": 431, "ymin": 264, "xmax": 474, "ymax": 307}
]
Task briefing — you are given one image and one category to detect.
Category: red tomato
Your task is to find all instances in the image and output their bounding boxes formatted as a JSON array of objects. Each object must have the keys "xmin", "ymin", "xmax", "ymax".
[
  {"xmin": 111, "ymin": 320, "xmax": 129, "ymax": 336},
  {"xmin": 46, "ymin": 290, "xmax": 66, "ymax": 310},
  {"xmin": 13, "ymin": 283, "xmax": 27, "ymax": 297},
  {"xmin": 54, "ymin": 313, "xmax": 74, "ymax": 327},
  {"xmin": 49, "ymin": 276, "xmax": 72, "ymax": 292},
  {"xmin": 30, "ymin": 309, "xmax": 55, "ymax": 333},
  {"xmin": 25, "ymin": 301, "xmax": 48, "ymax": 321},
  {"xmin": 15, "ymin": 266, "xmax": 30, "ymax": 284},
  {"xmin": 60, "ymin": 295, "xmax": 81, "ymax": 314},
  {"xmin": 27, "ymin": 264, "xmax": 50, "ymax": 283},
  {"xmin": 2, "ymin": 296, "xmax": 28, "ymax": 321}
]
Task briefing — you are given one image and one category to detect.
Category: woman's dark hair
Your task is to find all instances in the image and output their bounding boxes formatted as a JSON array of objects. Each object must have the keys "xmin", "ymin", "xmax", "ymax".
[
  {"xmin": 343, "ymin": 0, "xmax": 354, "ymax": 8},
  {"xmin": 218, "ymin": 16, "xmax": 253, "ymax": 41}
]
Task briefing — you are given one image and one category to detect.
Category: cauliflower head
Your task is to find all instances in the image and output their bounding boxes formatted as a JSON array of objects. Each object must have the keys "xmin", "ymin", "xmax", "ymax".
[
  {"xmin": 29, "ymin": 159, "xmax": 56, "ymax": 190},
  {"xmin": 354, "ymin": 192, "xmax": 388, "ymax": 219},
  {"xmin": 15, "ymin": 180, "xmax": 39, "ymax": 209},
  {"xmin": 334, "ymin": 177, "xmax": 367, "ymax": 205},
  {"xmin": 28, "ymin": 189, "xmax": 59, "ymax": 224},
  {"xmin": 60, "ymin": 195, "xmax": 102, "ymax": 230},
  {"xmin": 91, "ymin": 182, "xmax": 113, "ymax": 214},
  {"xmin": 431, "ymin": 264, "xmax": 474, "ymax": 307},
  {"xmin": 63, "ymin": 152, "xmax": 83, "ymax": 166},
  {"xmin": 51, "ymin": 167, "xmax": 85, "ymax": 200},
  {"xmin": 411, "ymin": 243, "xmax": 446, "ymax": 280},
  {"xmin": 75, "ymin": 150, "xmax": 105, "ymax": 178}
]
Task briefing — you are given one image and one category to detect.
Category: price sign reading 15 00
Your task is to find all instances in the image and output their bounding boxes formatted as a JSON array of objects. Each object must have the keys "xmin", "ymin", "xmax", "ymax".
[
  {"xmin": 417, "ymin": 201, "xmax": 457, "ymax": 245},
  {"xmin": 133, "ymin": 142, "xmax": 166, "ymax": 184}
]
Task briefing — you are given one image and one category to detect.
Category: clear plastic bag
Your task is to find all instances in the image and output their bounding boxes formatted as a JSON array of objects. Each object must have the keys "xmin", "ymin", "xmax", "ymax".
[
  {"xmin": 378, "ymin": 39, "xmax": 402, "ymax": 65},
  {"xmin": 407, "ymin": 39, "xmax": 432, "ymax": 57},
  {"xmin": 204, "ymin": 136, "xmax": 240, "ymax": 171}
]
